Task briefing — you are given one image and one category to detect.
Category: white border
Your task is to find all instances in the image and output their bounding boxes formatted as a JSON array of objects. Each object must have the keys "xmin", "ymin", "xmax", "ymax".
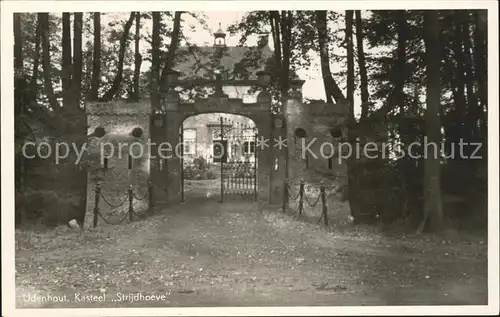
[{"xmin": 1, "ymin": 1, "xmax": 498, "ymax": 316}]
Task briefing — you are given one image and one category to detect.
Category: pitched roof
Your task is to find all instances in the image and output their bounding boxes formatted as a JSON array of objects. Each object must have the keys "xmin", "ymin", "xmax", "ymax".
[{"xmin": 172, "ymin": 42, "xmax": 273, "ymax": 81}]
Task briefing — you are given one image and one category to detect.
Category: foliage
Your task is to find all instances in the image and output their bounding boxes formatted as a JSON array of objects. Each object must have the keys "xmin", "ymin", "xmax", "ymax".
[
  {"xmin": 14, "ymin": 10, "xmax": 488, "ymax": 233},
  {"xmin": 183, "ymin": 157, "xmax": 218, "ymax": 180},
  {"xmin": 17, "ymin": 189, "xmax": 82, "ymax": 227}
]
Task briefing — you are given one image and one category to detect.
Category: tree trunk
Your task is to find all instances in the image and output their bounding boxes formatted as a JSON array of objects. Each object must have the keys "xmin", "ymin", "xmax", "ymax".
[
  {"xmin": 269, "ymin": 10, "xmax": 282, "ymax": 84},
  {"xmin": 29, "ymin": 16, "xmax": 42, "ymax": 99},
  {"xmin": 451, "ymin": 14, "xmax": 467, "ymax": 146},
  {"xmin": 315, "ymin": 10, "xmax": 346, "ymax": 103},
  {"xmin": 151, "ymin": 11, "xmax": 161, "ymax": 110},
  {"xmin": 345, "ymin": 10, "xmax": 362, "ymax": 222},
  {"xmin": 394, "ymin": 10, "xmax": 416, "ymax": 214},
  {"xmin": 279, "ymin": 10, "xmax": 292, "ymax": 99},
  {"xmin": 88, "ymin": 12, "xmax": 101, "ymax": 101},
  {"xmin": 355, "ymin": 10, "xmax": 370, "ymax": 119},
  {"xmin": 65, "ymin": 12, "xmax": 86, "ymax": 224},
  {"xmin": 72, "ymin": 12, "xmax": 83, "ymax": 108},
  {"xmin": 461, "ymin": 12, "xmax": 477, "ymax": 141},
  {"xmin": 14, "ymin": 13, "xmax": 26, "ymax": 225},
  {"xmin": 473, "ymin": 10, "xmax": 487, "ymax": 139},
  {"xmin": 14, "ymin": 13, "xmax": 25, "ymax": 116},
  {"xmin": 62, "ymin": 13, "xmax": 72, "ymax": 108},
  {"xmin": 268, "ymin": 10, "xmax": 293, "ymax": 106},
  {"xmin": 418, "ymin": 10, "xmax": 443, "ymax": 234},
  {"xmin": 346, "ymin": 11, "xmax": 355, "ymax": 110},
  {"xmin": 132, "ymin": 12, "xmax": 142, "ymax": 101},
  {"xmin": 160, "ymin": 12, "xmax": 182, "ymax": 86},
  {"xmin": 39, "ymin": 13, "xmax": 59, "ymax": 111},
  {"xmin": 395, "ymin": 10, "xmax": 408, "ymax": 118},
  {"xmin": 100, "ymin": 12, "xmax": 135, "ymax": 102}
]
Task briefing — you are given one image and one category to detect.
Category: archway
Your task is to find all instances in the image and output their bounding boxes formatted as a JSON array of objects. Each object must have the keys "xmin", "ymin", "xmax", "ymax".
[
  {"xmin": 180, "ymin": 113, "xmax": 258, "ymax": 202},
  {"xmin": 149, "ymin": 71, "xmax": 289, "ymax": 206}
]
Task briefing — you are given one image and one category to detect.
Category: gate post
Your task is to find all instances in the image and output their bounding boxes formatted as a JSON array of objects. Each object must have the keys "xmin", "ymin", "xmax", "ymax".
[
  {"xmin": 164, "ymin": 89, "xmax": 182, "ymax": 205},
  {"xmin": 220, "ymin": 116, "xmax": 224, "ymax": 203},
  {"xmin": 180, "ymin": 126, "xmax": 185, "ymax": 203},
  {"xmin": 254, "ymin": 128, "xmax": 258, "ymax": 201}
]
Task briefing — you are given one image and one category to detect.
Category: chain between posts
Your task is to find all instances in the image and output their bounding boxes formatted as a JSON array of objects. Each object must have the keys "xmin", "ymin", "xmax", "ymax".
[
  {"xmin": 92, "ymin": 182, "xmax": 154, "ymax": 227},
  {"xmin": 93, "ymin": 184, "xmax": 101, "ymax": 228},
  {"xmin": 298, "ymin": 180, "xmax": 305, "ymax": 216},
  {"xmin": 282, "ymin": 179, "xmax": 330, "ymax": 226},
  {"xmin": 318, "ymin": 184, "xmax": 328, "ymax": 226},
  {"xmin": 128, "ymin": 185, "xmax": 134, "ymax": 222}
]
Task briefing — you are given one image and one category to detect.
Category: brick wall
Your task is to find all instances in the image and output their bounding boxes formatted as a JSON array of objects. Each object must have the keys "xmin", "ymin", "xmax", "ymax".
[{"xmin": 84, "ymin": 100, "xmax": 151, "ymax": 228}]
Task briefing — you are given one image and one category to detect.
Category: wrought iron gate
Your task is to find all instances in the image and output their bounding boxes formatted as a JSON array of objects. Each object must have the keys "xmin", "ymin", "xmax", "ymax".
[
  {"xmin": 180, "ymin": 115, "xmax": 258, "ymax": 202},
  {"xmin": 217, "ymin": 116, "xmax": 258, "ymax": 201}
]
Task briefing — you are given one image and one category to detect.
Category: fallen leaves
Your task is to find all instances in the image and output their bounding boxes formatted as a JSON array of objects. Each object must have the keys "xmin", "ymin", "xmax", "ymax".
[{"xmin": 14, "ymin": 200, "xmax": 488, "ymax": 307}]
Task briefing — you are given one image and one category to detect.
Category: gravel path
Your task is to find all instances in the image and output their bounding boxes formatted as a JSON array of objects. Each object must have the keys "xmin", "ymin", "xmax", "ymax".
[{"xmin": 15, "ymin": 199, "xmax": 488, "ymax": 308}]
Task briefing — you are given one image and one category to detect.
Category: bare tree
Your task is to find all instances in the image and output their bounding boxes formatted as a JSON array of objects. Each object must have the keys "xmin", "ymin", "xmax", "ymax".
[
  {"xmin": 355, "ymin": 10, "xmax": 370, "ymax": 119},
  {"xmin": 315, "ymin": 10, "xmax": 346, "ymax": 103},
  {"xmin": 418, "ymin": 10, "xmax": 443, "ymax": 233},
  {"xmin": 72, "ymin": 12, "xmax": 83, "ymax": 108},
  {"xmin": 88, "ymin": 12, "xmax": 101, "ymax": 101},
  {"xmin": 39, "ymin": 13, "xmax": 59, "ymax": 110},
  {"xmin": 29, "ymin": 16, "xmax": 42, "ymax": 99},
  {"xmin": 132, "ymin": 12, "xmax": 142, "ymax": 101},
  {"xmin": 151, "ymin": 11, "xmax": 161, "ymax": 109},
  {"xmin": 100, "ymin": 12, "xmax": 135, "ymax": 102},
  {"xmin": 62, "ymin": 13, "xmax": 72, "ymax": 108},
  {"xmin": 344, "ymin": 10, "xmax": 362, "ymax": 221},
  {"xmin": 159, "ymin": 11, "xmax": 183, "ymax": 89}
]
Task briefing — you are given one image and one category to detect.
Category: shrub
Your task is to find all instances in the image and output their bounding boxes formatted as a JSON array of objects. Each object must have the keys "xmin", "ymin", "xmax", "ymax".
[
  {"xmin": 205, "ymin": 168, "xmax": 218, "ymax": 180},
  {"xmin": 183, "ymin": 157, "xmax": 218, "ymax": 180},
  {"xmin": 18, "ymin": 189, "xmax": 84, "ymax": 227}
]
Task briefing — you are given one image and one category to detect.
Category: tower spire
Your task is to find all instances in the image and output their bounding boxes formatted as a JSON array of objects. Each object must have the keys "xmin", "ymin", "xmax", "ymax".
[{"xmin": 214, "ymin": 22, "xmax": 226, "ymax": 47}]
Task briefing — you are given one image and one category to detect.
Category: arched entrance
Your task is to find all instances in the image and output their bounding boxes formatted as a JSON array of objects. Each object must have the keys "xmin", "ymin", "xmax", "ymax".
[
  {"xmin": 148, "ymin": 70, "xmax": 287, "ymax": 206},
  {"xmin": 180, "ymin": 113, "xmax": 259, "ymax": 202}
]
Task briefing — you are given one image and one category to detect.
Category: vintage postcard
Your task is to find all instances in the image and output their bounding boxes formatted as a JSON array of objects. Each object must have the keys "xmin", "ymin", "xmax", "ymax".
[{"xmin": 1, "ymin": 0, "xmax": 498, "ymax": 316}]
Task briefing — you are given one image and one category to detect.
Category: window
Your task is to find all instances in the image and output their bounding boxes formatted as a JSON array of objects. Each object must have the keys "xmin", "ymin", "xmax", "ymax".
[
  {"xmin": 183, "ymin": 129, "xmax": 196, "ymax": 155},
  {"xmin": 243, "ymin": 141, "xmax": 255, "ymax": 154},
  {"xmin": 243, "ymin": 129, "xmax": 255, "ymax": 139},
  {"xmin": 242, "ymin": 128, "xmax": 255, "ymax": 154},
  {"xmin": 231, "ymin": 143, "xmax": 240, "ymax": 157}
]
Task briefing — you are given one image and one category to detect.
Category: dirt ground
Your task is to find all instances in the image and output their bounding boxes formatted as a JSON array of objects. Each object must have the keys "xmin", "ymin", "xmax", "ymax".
[{"xmin": 15, "ymin": 182, "xmax": 488, "ymax": 308}]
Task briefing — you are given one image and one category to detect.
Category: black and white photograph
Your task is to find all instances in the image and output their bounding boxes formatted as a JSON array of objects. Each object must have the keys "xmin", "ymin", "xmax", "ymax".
[{"xmin": 1, "ymin": 1, "xmax": 498, "ymax": 316}]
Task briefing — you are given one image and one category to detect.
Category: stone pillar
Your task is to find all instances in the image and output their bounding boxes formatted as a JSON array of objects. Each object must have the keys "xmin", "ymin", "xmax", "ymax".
[
  {"xmin": 163, "ymin": 90, "xmax": 182, "ymax": 204},
  {"xmin": 285, "ymin": 96, "xmax": 311, "ymax": 181},
  {"xmin": 254, "ymin": 112, "xmax": 272, "ymax": 204},
  {"xmin": 83, "ymin": 100, "xmax": 151, "ymax": 228},
  {"xmin": 269, "ymin": 113, "xmax": 287, "ymax": 205},
  {"xmin": 254, "ymin": 88, "xmax": 273, "ymax": 204},
  {"xmin": 150, "ymin": 110, "xmax": 168, "ymax": 205}
]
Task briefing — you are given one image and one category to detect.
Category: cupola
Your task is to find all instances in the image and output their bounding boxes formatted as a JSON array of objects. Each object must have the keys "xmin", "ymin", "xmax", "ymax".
[{"xmin": 213, "ymin": 23, "xmax": 226, "ymax": 47}]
